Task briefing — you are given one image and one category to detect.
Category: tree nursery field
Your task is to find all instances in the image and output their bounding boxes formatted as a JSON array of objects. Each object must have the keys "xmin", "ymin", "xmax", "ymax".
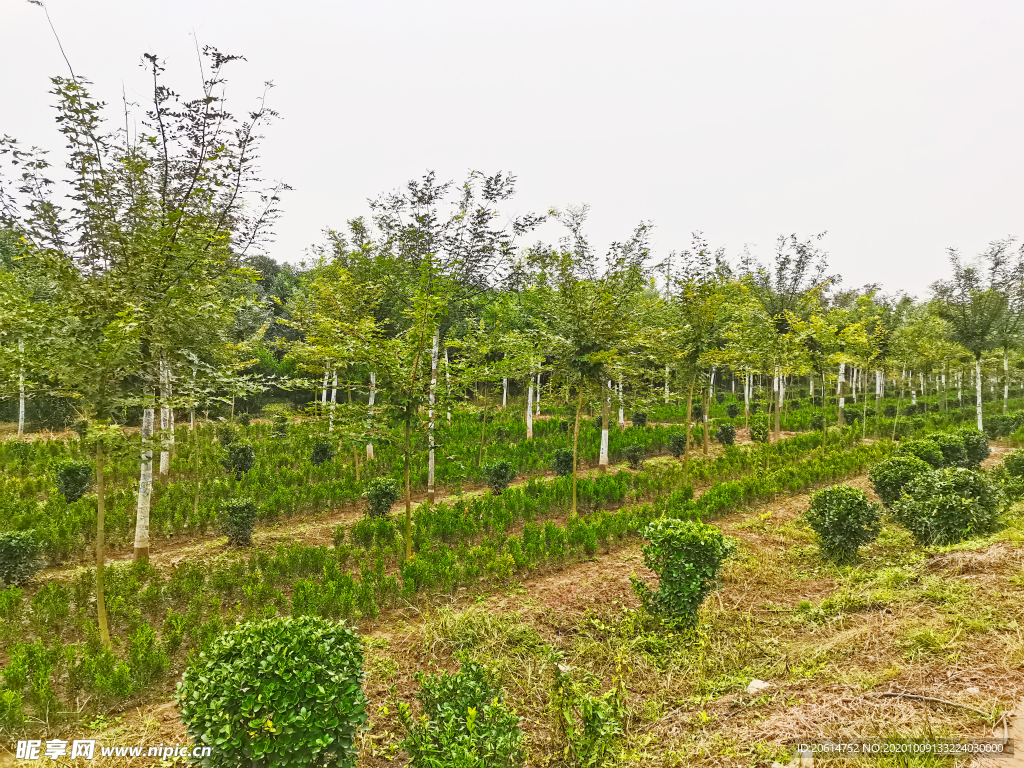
[{"xmin": 5, "ymin": 50, "xmax": 1024, "ymax": 768}]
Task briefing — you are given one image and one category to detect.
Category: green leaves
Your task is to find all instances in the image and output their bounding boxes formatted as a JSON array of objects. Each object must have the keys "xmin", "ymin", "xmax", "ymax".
[
  {"xmin": 804, "ymin": 485, "xmax": 882, "ymax": 562},
  {"xmin": 891, "ymin": 467, "xmax": 1002, "ymax": 545}
]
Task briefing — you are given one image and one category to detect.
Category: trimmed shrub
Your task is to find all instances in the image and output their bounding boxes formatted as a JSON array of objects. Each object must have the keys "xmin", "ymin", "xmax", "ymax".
[
  {"xmin": 484, "ymin": 461, "xmax": 517, "ymax": 495},
  {"xmin": 929, "ymin": 432, "xmax": 967, "ymax": 468},
  {"xmin": 804, "ymin": 485, "xmax": 882, "ymax": 562},
  {"xmin": 237, "ymin": 413, "xmax": 252, "ymax": 427},
  {"xmin": 622, "ymin": 444, "xmax": 645, "ymax": 470},
  {"xmin": 884, "ymin": 404, "xmax": 898, "ymax": 418},
  {"xmin": 551, "ymin": 449, "xmax": 574, "ymax": 477},
  {"xmin": 216, "ymin": 423, "xmax": 237, "ymax": 447},
  {"xmin": 809, "ymin": 413, "xmax": 825, "ymax": 431},
  {"xmin": 894, "ymin": 438, "xmax": 943, "ymax": 468},
  {"xmin": 272, "ymin": 413, "xmax": 289, "ymax": 438},
  {"xmin": 669, "ymin": 433, "xmax": 687, "ymax": 458},
  {"xmin": 631, "ymin": 411, "xmax": 648, "ymax": 428},
  {"xmin": 221, "ymin": 498, "xmax": 258, "ymax": 546},
  {"xmin": 178, "ymin": 616, "xmax": 367, "ymax": 768},
  {"xmin": 364, "ymin": 477, "xmax": 400, "ymax": 518},
  {"xmin": 749, "ymin": 417, "xmax": 770, "ymax": 444},
  {"xmin": 222, "ymin": 440, "xmax": 255, "ymax": 480},
  {"xmin": 958, "ymin": 427, "xmax": 990, "ymax": 468},
  {"xmin": 0, "ymin": 531, "xmax": 40, "ymax": 587},
  {"xmin": 692, "ymin": 404, "xmax": 704, "ymax": 422},
  {"xmin": 631, "ymin": 518, "xmax": 735, "ymax": 625},
  {"xmin": 1004, "ymin": 449, "xmax": 1024, "ymax": 479},
  {"xmin": 892, "ymin": 468, "xmax": 1001, "ymax": 545},
  {"xmin": 869, "ymin": 455, "xmax": 933, "ymax": 508},
  {"xmin": 311, "ymin": 440, "xmax": 336, "ymax": 467},
  {"xmin": 716, "ymin": 423, "xmax": 736, "ymax": 446},
  {"xmin": 56, "ymin": 460, "xmax": 93, "ymax": 502},
  {"xmin": 716, "ymin": 391, "xmax": 726, "ymax": 404},
  {"xmin": 399, "ymin": 661, "xmax": 523, "ymax": 768},
  {"xmin": 726, "ymin": 403, "xmax": 739, "ymax": 419}
]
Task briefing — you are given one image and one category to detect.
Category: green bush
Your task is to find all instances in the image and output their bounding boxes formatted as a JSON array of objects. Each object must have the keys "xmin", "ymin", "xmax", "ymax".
[
  {"xmin": 551, "ymin": 449, "xmax": 574, "ymax": 477},
  {"xmin": 484, "ymin": 461, "xmax": 517, "ymax": 495},
  {"xmin": 894, "ymin": 438, "xmax": 943, "ymax": 468},
  {"xmin": 55, "ymin": 460, "xmax": 93, "ymax": 502},
  {"xmin": 929, "ymin": 432, "xmax": 967, "ymax": 468},
  {"xmin": 631, "ymin": 411, "xmax": 647, "ymax": 428},
  {"xmin": 178, "ymin": 616, "xmax": 367, "ymax": 768},
  {"xmin": 272, "ymin": 413, "xmax": 289, "ymax": 438},
  {"xmin": 365, "ymin": 477, "xmax": 400, "ymax": 518},
  {"xmin": 804, "ymin": 485, "xmax": 882, "ymax": 562},
  {"xmin": 222, "ymin": 440, "xmax": 255, "ymax": 480},
  {"xmin": 311, "ymin": 440, "xmax": 337, "ymax": 467},
  {"xmin": 716, "ymin": 423, "xmax": 736, "ymax": 446},
  {"xmin": 221, "ymin": 498, "xmax": 258, "ymax": 546},
  {"xmin": 892, "ymin": 468, "xmax": 1001, "ymax": 545},
  {"xmin": 749, "ymin": 417, "xmax": 770, "ymax": 444},
  {"xmin": 216, "ymin": 423, "xmax": 237, "ymax": 447},
  {"xmin": 869, "ymin": 455, "xmax": 933, "ymax": 508},
  {"xmin": 810, "ymin": 413, "xmax": 825, "ymax": 431},
  {"xmin": 726, "ymin": 403, "xmax": 739, "ymax": 419},
  {"xmin": 0, "ymin": 531, "xmax": 40, "ymax": 587},
  {"xmin": 1005, "ymin": 449, "xmax": 1024, "ymax": 479},
  {"xmin": 400, "ymin": 661, "xmax": 523, "ymax": 768},
  {"xmin": 31, "ymin": 582, "xmax": 70, "ymax": 628},
  {"xmin": 128, "ymin": 623, "xmax": 168, "ymax": 686},
  {"xmin": 631, "ymin": 518, "xmax": 735, "ymax": 625},
  {"xmin": 237, "ymin": 413, "xmax": 253, "ymax": 427},
  {"xmin": 622, "ymin": 444, "xmax": 645, "ymax": 470},
  {"xmin": 958, "ymin": 427, "xmax": 990, "ymax": 468},
  {"xmin": 669, "ymin": 434, "xmax": 687, "ymax": 458}
]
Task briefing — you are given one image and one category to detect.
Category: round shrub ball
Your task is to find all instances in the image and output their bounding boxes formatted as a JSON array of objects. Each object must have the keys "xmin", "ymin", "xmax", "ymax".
[
  {"xmin": 929, "ymin": 432, "xmax": 967, "ymax": 468},
  {"xmin": 177, "ymin": 616, "xmax": 367, "ymax": 768},
  {"xmin": 1004, "ymin": 449, "xmax": 1024, "ymax": 479},
  {"xmin": 311, "ymin": 440, "xmax": 337, "ymax": 467},
  {"xmin": 631, "ymin": 411, "xmax": 648, "ymax": 428},
  {"xmin": 222, "ymin": 440, "xmax": 255, "ymax": 480},
  {"xmin": 894, "ymin": 438, "xmax": 943, "ymax": 468},
  {"xmin": 749, "ymin": 416, "xmax": 770, "ymax": 444},
  {"xmin": 804, "ymin": 485, "xmax": 882, "ymax": 562},
  {"xmin": 0, "ymin": 530, "xmax": 41, "ymax": 586},
  {"xmin": 55, "ymin": 460, "xmax": 93, "ymax": 502},
  {"xmin": 364, "ymin": 477, "xmax": 400, "ymax": 518},
  {"xmin": 669, "ymin": 433, "xmax": 688, "ymax": 458},
  {"xmin": 869, "ymin": 455, "xmax": 933, "ymax": 508},
  {"xmin": 716, "ymin": 423, "xmax": 736, "ymax": 446},
  {"xmin": 484, "ymin": 460, "xmax": 517, "ymax": 494},
  {"xmin": 221, "ymin": 498, "xmax": 258, "ymax": 546},
  {"xmin": 726, "ymin": 403, "xmax": 739, "ymax": 419},
  {"xmin": 622, "ymin": 444, "xmax": 645, "ymax": 469},
  {"xmin": 958, "ymin": 427, "xmax": 991, "ymax": 468},
  {"xmin": 551, "ymin": 449, "xmax": 574, "ymax": 477},
  {"xmin": 892, "ymin": 467, "xmax": 1001, "ymax": 545}
]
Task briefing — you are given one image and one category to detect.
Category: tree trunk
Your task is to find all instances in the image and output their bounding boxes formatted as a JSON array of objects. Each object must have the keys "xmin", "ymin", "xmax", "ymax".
[
  {"xmin": 17, "ymin": 338, "xmax": 25, "ymax": 438},
  {"xmin": 159, "ymin": 358, "xmax": 171, "ymax": 481},
  {"xmin": 664, "ymin": 365, "xmax": 670, "ymax": 404},
  {"xmin": 502, "ymin": 377, "xmax": 508, "ymax": 407},
  {"xmin": 774, "ymin": 370, "xmax": 782, "ymax": 440},
  {"xmin": 366, "ymin": 371, "xmax": 376, "ymax": 460},
  {"xmin": 617, "ymin": 379, "xmax": 624, "ymax": 429},
  {"xmin": 683, "ymin": 375, "xmax": 696, "ymax": 470},
  {"xmin": 477, "ymin": 383, "xmax": 489, "ymax": 466},
  {"xmin": 134, "ymin": 387, "xmax": 155, "ymax": 561},
  {"xmin": 571, "ymin": 386, "xmax": 584, "ymax": 519},
  {"xmin": 192, "ymin": 421, "xmax": 201, "ymax": 527},
  {"xmin": 702, "ymin": 386, "xmax": 710, "ymax": 455},
  {"xmin": 976, "ymin": 356, "xmax": 984, "ymax": 431},
  {"xmin": 599, "ymin": 379, "xmax": 610, "ymax": 470},
  {"xmin": 526, "ymin": 374, "xmax": 534, "ymax": 440},
  {"xmin": 95, "ymin": 438, "xmax": 110, "ymax": 646},
  {"xmin": 427, "ymin": 328, "xmax": 439, "ymax": 503},
  {"xmin": 744, "ymin": 373, "xmax": 750, "ymax": 428},
  {"xmin": 404, "ymin": 412, "xmax": 413, "ymax": 560},
  {"xmin": 536, "ymin": 372, "xmax": 541, "ymax": 415},
  {"xmin": 328, "ymin": 368, "xmax": 338, "ymax": 432},
  {"xmin": 445, "ymin": 349, "xmax": 452, "ymax": 424},
  {"xmin": 837, "ymin": 362, "xmax": 846, "ymax": 427},
  {"xmin": 320, "ymin": 368, "xmax": 329, "ymax": 419},
  {"xmin": 1004, "ymin": 349, "xmax": 1010, "ymax": 416}
]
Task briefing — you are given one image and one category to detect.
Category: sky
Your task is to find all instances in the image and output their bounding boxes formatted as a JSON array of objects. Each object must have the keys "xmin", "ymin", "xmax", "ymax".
[{"xmin": 3, "ymin": 0, "xmax": 1023, "ymax": 297}]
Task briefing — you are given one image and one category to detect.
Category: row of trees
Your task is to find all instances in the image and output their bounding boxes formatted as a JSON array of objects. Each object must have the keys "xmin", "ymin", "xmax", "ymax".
[{"xmin": 3, "ymin": 51, "xmax": 1024, "ymax": 639}]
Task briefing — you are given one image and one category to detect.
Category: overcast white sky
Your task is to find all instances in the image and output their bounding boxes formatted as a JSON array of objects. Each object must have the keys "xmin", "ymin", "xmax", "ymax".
[{"xmin": 3, "ymin": 0, "xmax": 1023, "ymax": 297}]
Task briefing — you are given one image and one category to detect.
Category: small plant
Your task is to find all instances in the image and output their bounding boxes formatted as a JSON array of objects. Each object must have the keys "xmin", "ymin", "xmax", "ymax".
[
  {"xmin": 551, "ymin": 449, "xmax": 574, "ymax": 477},
  {"xmin": 399, "ymin": 661, "xmax": 523, "ymax": 768},
  {"xmin": 631, "ymin": 411, "xmax": 647, "ymax": 428},
  {"xmin": 593, "ymin": 415, "xmax": 602, "ymax": 430},
  {"xmin": 221, "ymin": 498, "xmax": 258, "ymax": 546},
  {"xmin": 669, "ymin": 434, "xmax": 687, "ymax": 458},
  {"xmin": 892, "ymin": 467, "xmax": 1001, "ymax": 545},
  {"xmin": 222, "ymin": 440, "xmax": 256, "ymax": 480},
  {"xmin": 929, "ymin": 432, "xmax": 967, "ymax": 468},
  {"xmin": 484, "ymin": 461, "xmax": 517, "ymax": 495},
  {"xmin": 559, "ymin": 420, "xmax": 570, "ymax": 433},
  {"xmin": 311, "ymin": 440, "xmax": 337, "ymax": 467},
  {"xmin": 622, "ymin": 444, "xmax": 645, "ymax": 469},
  {"xmin": 810, "ymin": 413, "xmax": 825, "ymax": 431},
  {"xmin": 749, "ymin": 416, "xmax": 770, "ymax": 443},
  {"xmin": 128, "ymin": 623, "xmax": 168, "ymax": 686},
  {"xmin": 55, "ymin": 460, "xmax": 93, "ymax": 502},
  {"xmin": 237, "ymin": 413, "xmax": 252, "ymax": 427},
  {"xmin": 716, "ymin": 423, "xmax": 736, "ymax": 446},
  {"xmin": 869, "ymin": 455, "xmax": 933, "ymax": 508},
  {"xmin": 30, "ymin": 582, "xmax": 71, "ymax": 628},
  {"xmin": 551, "ymin": 664, "xmax": 622, "ymax": 767},
  {"xmin": 0, "ymin": 531, "xmax": 40, "ymax": 586},
  {"xmin": 178, "ymin": 616, "xmax": 367, "ymax": 768},
  {"xmin": 804, "ymin": 485, "xmax": 881, "ymax": 562},
  {"xmin": 631, "ymin": 518, "xmax": 735, "ymax": 625},
  {"xmin": 1005, "ymin": 449, "xmax": 1024, "ymax": 478},
  {"xmin": 272, "ymin": 413, "xmax": 289, "ymax": 438},
  {"xmin": 216, "ymin": 423, "xmax": 237, "ymax": 447},
  {"xmin": 958, "ymin": 427, "xmax": 990, "ymax": 468},
  {"xmin": 365, "ymin": 477, "xmax": 400, "ymax": 518},
  {"xmin": 726, "ymin": 403, "xmax": 739, "ymax": 419},
  {"xmin": 894, "ymin": 438, "xmax": 944, "ymax": 468}
]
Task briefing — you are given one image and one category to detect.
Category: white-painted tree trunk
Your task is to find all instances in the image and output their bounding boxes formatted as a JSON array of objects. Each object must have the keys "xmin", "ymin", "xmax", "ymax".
[
  {"xmin": 329, "ymin": 369, "xmax": 338, "ymax": 432},
  {"xmin": 617, "ymin": 379, "xmax": 625, "ymax": 428},
  {"xmin": 1005, "ymin": 350, "xmax": 1010, "ymax": 415},
  {"xmin": 526, "ymin": 374, "xmax": 534, "ymax": 440},
  {"xmin": 366, "ymin": 371, "xmax": 376, "ymax": 460},
  {"xmin": 599, "ymin": 379, "xmax": 610, "ymax": 468},
  {"xmin": 535, "ymin": 372, "xmax": 541, "ymax": 416},
  {"xmin": 17, "ymin": 338, "xmax": 25, "ymax": 438},
  {"xmin": 427, "ymin": 328, "xmax": 439, "ymax": 503},
  {"xmin": 502, "ymin": 377, "xmax": 507, "ymax": 407},
  {"xmin": 134, "ymin": 387, "xmax": 155, "ymax": 560},
  {"xmin": 664, "ymin": 366, "xmax": 670, "ymax": 404},
  {"xmin": 910, "ymin": 370, "xmax": 916, "ymax": 404},
  {"xmin": 320, "ymin": 369, "xmax": 329, "ymax": 417},
  {"xmin": 445, "ymin": 349, "xmax": 452, "ymax": 424},
  {"xmin": 744, "ymin": 373, "xmax": 750, "ymax": 423},
  {"xmin": 837, "ymin": 362, "xmax": 846, "ymax": 425},
  {"xmin": 976, "ymin": 357, "xmax": 984, "ymax": 430},
  {"xmin": 809, "ymin": 373, "xmax": 814, "ymax": 398},
  {"xmin": 159, "ymin": 359, "xmax": 174, "ymax": 481}
]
